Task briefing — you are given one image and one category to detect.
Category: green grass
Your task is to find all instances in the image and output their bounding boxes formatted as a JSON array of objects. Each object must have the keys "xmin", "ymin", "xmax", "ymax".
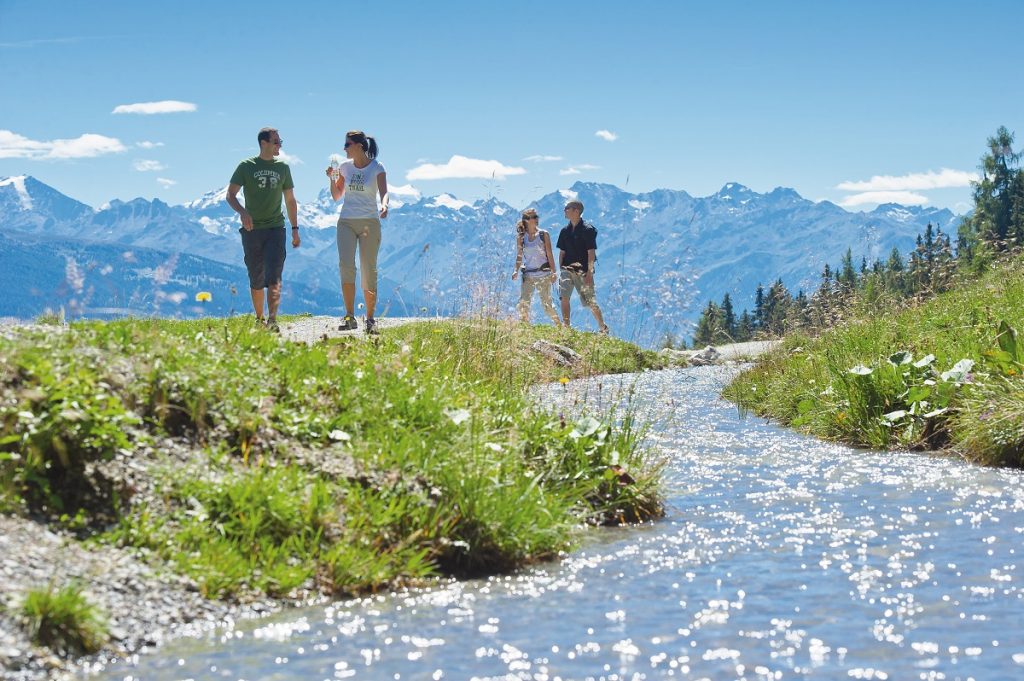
[
  {"xmin": 20, "ymin": 584, "xmax": 108, "ymax": 656},
  {"xmin": 1, "ymin": 316, "xmax": 664, "ymax": 600},
  {"xmin": 723, "ymin": 257, "xmax": 1024, "ymax": 466}
]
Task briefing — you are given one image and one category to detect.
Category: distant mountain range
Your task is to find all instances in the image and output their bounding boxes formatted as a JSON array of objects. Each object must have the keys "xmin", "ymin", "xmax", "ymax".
[{"xmin": 0, "ymin": 175, "xmax": 961, "ymax": 344}]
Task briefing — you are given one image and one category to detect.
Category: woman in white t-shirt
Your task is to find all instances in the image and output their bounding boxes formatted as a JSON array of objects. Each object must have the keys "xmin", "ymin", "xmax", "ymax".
[
  {"xmin": 325, "ymin": 130, "xmax": 389, "ymax": 335},
  {"xmin": 511, "ymin": 208, "xmax": 561, "ymax": 326}
]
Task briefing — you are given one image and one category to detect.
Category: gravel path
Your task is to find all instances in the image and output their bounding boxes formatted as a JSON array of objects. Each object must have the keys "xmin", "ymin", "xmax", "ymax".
[
  {"xmin": 712, "ymin": 339, "xmax": 780, "ymax": 360},
  {"xmin": 278, "ymin": 316, "xmax": 436, "ymax": 344}
]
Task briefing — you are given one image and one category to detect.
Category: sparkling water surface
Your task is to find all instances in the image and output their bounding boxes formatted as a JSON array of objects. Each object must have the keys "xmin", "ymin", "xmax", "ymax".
[{"xmin": 95, "ymin": 366, "xmax": 1024, "ymax": 680}]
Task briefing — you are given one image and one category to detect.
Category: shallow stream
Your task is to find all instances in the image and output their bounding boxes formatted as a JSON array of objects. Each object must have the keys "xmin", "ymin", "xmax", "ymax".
[{"xmin": 95, "ymin": 366, "xmax": 1024, "ymax": 680}]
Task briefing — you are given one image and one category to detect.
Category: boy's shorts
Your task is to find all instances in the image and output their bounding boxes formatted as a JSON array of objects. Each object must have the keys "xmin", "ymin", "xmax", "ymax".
[
  {"xmin": 558, "ymin": 269, "xmax": 596, "ymax": 307},
  {"xmin": 240, "ymin": 226, "xmax": 286, "ymax": 289}
]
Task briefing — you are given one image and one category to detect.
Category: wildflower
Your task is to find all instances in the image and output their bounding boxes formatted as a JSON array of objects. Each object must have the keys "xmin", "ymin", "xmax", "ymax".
[
  {"xmin": 195, "ymin": 291, "xmax": 212, "ymax": 302},
  {"xmin": 559, "ymin": 377, "xmax": 570, "ymax": 385}
]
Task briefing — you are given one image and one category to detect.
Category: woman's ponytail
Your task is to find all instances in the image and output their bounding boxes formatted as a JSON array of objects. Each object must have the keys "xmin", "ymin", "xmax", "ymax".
[{"xmin": 346, "ymin": 130, "xmax": 379, "ymax": 159}]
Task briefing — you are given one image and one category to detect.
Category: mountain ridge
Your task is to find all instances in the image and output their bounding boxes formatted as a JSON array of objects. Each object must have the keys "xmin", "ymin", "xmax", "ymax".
[{"xmin": 1, "ymin": 175, "xmax": 961, "ymax": 344}]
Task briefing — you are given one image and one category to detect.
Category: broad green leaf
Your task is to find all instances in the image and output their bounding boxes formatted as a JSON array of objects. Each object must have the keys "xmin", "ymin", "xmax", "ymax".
[
  {"xmin": 923, "ymin": 407, "xmax": 949, "ymax": 419},
  {"xmin": 572, "ymin": 416, "xmax": 603, "ymax": 439},
  {"xmin": 797, "ymin": 398, "xmax": 816, "ymax": 414},
  {"xmin": 940, "ymin": 359, "xmax": 975, "ymax": 383},
  {"xmin": 888, "ymin": 351, "xmax": 913, "ymax": 366},
  {"xmin": 913, "ymin": 354, "xmax": 936, "ymax": 368},
  {"xmin": 997, "ymin": 320, "xmax": 1019, "ymax": 359},
  {"xmin": 849, "ymin": 365, "xmax": 873, "ymax": 376},
  {"xmin": 883, "ymin": 409, "xmax": 908, "ymax": 422},
  {"xmin": 984, "ymin": 348, "xmax": 1014, "ymax": 363},
  {"xmin": 907, "ymin": 386, "xmax": 931, "ymax": 403}
]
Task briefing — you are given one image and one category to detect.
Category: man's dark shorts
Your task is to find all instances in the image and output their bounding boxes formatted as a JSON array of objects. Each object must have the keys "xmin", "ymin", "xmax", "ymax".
[{"xmin": 239, "ymin": 226, "xmax": 286, "ymax": 289}]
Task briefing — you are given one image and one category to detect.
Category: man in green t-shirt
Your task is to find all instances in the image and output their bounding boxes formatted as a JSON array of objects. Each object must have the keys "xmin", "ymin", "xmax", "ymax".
[{"xmin": 226, "ymin": 127, "xmax": 300, "ymax": 330}]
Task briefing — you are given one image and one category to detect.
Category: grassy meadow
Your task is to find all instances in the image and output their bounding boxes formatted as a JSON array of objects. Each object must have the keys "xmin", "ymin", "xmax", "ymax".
[
  {"xmin": 723, "ymin": 257, "xmax": 1024, "ymax": 467},
  {"xmin": 0, "ymin": 315, "xmax": 666, "ymax": 608}
]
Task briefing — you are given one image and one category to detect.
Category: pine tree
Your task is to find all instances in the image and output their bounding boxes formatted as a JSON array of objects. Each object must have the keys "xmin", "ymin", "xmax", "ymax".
[
  {"xmin": 762, "ymin": 279, "xmax": 793, "ymax": 336},
  {"xmin": 753, "ymin": 284, "xmax": 766, "ymax": 331},
  {"xmin": 737, "ymin": 310, "xmax": 755, "ymax": 342},
  {"xmin": 693, "ymin": 301, "xmax": 722, "ymax": 347},
  {"xmin": 960, "ymin": 126, "xmax": 1022, "ymax": 259},
  {"xmin": 720, "ymin": 293, "xmax": 737, "ymax": 342},
  {"xmin": 839, "ymin": 248, "xmax": 857, "ymax": 291}
]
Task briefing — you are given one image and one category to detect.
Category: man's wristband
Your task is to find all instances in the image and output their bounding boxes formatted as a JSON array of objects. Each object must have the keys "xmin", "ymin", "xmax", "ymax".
[{"xmin": 291, "ymin": 226, "xmax": 299, "ymax": 230}]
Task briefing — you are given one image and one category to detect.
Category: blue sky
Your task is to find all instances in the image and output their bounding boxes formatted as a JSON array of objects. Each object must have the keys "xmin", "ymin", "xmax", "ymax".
[{"xmin": 1, "ymin": 0, "xmax": 1021, "ymax": 214}]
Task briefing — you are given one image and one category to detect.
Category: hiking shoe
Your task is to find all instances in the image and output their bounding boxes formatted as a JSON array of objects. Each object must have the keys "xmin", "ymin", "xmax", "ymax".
[
  {"xmin": 266, "ymin": 318, "xmax": 280, "ymax": 333},
  {"xmin": 339, "ymin": 315, "xmax": 358, "ymax": 331},
  {"xmin": 599, "ymin": 325, "xmax": 610, "ymax": 336},
  {"xmin": 364, "ymin": 317, "xmax": 379, "ymax": 335}
]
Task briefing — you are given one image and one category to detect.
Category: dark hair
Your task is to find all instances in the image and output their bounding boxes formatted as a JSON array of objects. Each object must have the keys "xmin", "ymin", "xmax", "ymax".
[
  {"xmin": 564, "ymin": 199, "xmax": 584, "ymax": 214},
  {"xmin": 346, "ymin": 130, "xmax": 379, "ymax": 159},
  {"xmin": 516, "ymin": 209, "xmax": 538, "ymax": 236},
  {"xmin": 257, "ymin": 127, "xmax": 278, "ymax": 145}
]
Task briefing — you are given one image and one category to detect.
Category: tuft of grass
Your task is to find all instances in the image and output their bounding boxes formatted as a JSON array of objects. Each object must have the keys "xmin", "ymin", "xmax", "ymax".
[
  {"xmin": 950, "ymin": 376, "xmax": 1024, "ymax": 467},
  {"xmin": 724, "ymin": 257, "xmax": 1024, "ymax": 465},
  {"xmin": 20, "ymin": 584, "xmax": 108, "ymax": 656}
]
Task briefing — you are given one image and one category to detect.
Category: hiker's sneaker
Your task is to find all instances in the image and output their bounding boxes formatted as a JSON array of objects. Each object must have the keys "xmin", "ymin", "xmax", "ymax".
[
  {"xmin": 338, "ymin": 315, "xmax": 358, "ymax": 331},
  {"xmin": 599, "ymin": 325, "xmax": 610, "ymax": 336},
  {"xmin": 266, "ymin": 318, "xmax": 280, "ymax": 333},
  {"xmin": 364, "ymin": 317, "xmax": 379, "ymax": 335}
]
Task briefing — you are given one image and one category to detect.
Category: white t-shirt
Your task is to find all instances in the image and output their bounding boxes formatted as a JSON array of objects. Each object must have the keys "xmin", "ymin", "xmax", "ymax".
[
  {"xmin": 521, "ymin": 231, "xmax": 550, "ymax": 278},
  {"xmin": 338, "ymin": 159, "xmax": 386, "ymax": 219}
]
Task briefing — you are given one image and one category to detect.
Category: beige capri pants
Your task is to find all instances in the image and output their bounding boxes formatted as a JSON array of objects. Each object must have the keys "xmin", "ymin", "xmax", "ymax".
[{"xmin": 337, "ymin": 217, "xmax": 382, "ymax": 291}]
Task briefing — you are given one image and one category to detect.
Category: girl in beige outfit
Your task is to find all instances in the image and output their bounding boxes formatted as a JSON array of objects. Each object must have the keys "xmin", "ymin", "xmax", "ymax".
[
  {"xmin": 512, "ymin": 208, "xmax": 561, "ymax": 325},
  {"xmin": 325, "ymin": 130, "xmax": 388, "ymax": 335}
]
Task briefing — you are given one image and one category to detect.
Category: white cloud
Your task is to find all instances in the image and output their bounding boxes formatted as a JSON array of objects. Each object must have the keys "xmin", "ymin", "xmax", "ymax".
[
  {"xmin": 836, "ymin": 168, "xmax": 978, "ymax": 192},
  {"xmin": 133, "ymin": 159, "xmax": 165, "ymax": 172},
  {"xmin": 838, "ymin": 191, "xmax": 929, "ymax": 207},
  {"xmin": 406, "ymin": 155, "xmax": 526, "ymax": 181},
  {"xmin": 112, "ymin": 100, "xmax": 197, "ymax": 115},
  {"xmin": 156, "ymin": 178, "xmax": 177, "ymax": 187},
  {"xmin": 559, "ymin": 164, "xmax": 600, "ymax": 176},
  {"xmin": 595, "ymin": 129, "xmax": 618, "ymax": 142},
  {"xmin": 523, "ymin": 154, "xmax": 563, "ymax": 162},
  {"xmin": 276, "ymin": 151, "xmax": 303, "ymax": 165},
  {"xmin": 0, "ymin": 129, "xmax": 126, "ymax": 159},
  {"xmin": 136, "ymin": 141, "xmax": 164, "ymax": 149}
]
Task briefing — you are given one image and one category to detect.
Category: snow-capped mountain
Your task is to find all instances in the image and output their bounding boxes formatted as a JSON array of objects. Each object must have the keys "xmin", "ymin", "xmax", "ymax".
[
  {"xmin": 0, "ymin": 175, "xmax": 960, "ymax": 343},
  {"xmin": 0, "ymin": 175, "xmax": 94, "ymax": 231}
]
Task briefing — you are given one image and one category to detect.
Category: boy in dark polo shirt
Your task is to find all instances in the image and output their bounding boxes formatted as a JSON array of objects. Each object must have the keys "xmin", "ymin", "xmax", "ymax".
[{"xmin": 555, "ymin": 199, "xmax": 609, "ymax": 334}]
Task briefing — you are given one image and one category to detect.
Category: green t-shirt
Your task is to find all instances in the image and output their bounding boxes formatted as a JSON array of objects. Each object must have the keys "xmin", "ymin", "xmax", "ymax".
[{"xmin": 229, "ymin": 156, "xmax": 295, "ymax": 229}]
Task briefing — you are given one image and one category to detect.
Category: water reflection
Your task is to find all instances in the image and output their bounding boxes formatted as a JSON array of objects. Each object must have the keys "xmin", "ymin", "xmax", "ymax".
[{"xmin": 96, "ymin": 366, "xmax": 1024, "ymax": 680}]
